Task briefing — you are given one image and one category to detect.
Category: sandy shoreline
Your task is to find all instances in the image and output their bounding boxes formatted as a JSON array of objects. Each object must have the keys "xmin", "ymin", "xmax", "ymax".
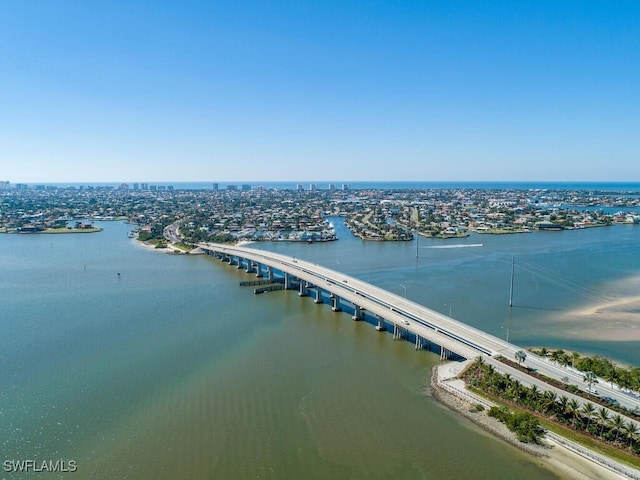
[
  {"xmin": 431, "ymin": 362, "xmax": 637, "ymax": 480},
  {"xmin": 551, "ymin": 293, "xmax": 640, "ymax": 341}
]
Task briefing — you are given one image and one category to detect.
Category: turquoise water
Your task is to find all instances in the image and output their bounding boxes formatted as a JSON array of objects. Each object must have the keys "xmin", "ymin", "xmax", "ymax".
[{"xmin": 2, "ymin": 219, "xmax": 639, "ymax": 478}]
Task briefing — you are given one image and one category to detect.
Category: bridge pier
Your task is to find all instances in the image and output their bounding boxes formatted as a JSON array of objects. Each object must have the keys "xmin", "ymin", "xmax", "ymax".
[
  {"xmin": 352, "ymin": 305, "xmax": 362, "ymax": 321},
  {"xmin": 267, "ymin": 267, "xmax": 274, "ymax": 281},
  {"xmin": 375, "ymin": 317, "xmax": 386, "ymax": 332},
  {"xmin": 255, "ymin": 263, "xmax": 263, "ymax": 278},
  {"xmin": 284, "ymin": 273, "xmax": 291, "ymax": 290},
  {"xmin": 331, "ymin": 296, "xmax": 342, "ymax": 312},
  {"xmin": 314, "ymin": 288, "xmax": 323, "ymax": 304},
  {"xmin": 236, "ymin": 256, "xmax": 244, "ymax": 269},
  {"xmin": 299, "ymin": 281, "xmax": 309, "ymax": 297},
  {"xmin": 415, "ymin": 335, "xmax": 423, "ymax": 350}
]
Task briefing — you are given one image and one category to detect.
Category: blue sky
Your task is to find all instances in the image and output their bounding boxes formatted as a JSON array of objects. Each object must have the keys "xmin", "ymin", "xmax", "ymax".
[{"xmin": 1, "ymin": 1, "xmax": 639, "ymax": 183}]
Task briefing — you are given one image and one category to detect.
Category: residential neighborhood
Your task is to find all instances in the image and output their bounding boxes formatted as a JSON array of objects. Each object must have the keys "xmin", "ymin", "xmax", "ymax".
[{"xmin": 1, "ymin": 183, "xmax": 639, "ymax": 243}]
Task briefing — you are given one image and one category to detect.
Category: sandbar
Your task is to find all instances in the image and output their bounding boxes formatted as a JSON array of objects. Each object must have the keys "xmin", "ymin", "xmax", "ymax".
[{"xmin": 550, "ymin": 295, "xmax": 640, "ymax": 342}]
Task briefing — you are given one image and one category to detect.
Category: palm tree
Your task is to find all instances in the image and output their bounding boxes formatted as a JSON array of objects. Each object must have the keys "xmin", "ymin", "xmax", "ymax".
[
  {"xmin": 515, "ymin": 350, "xmax": 527, "ymax": 366},
  {"xmin": 508, "ymin": 379, "xmax": 523, "ymax": 401},
  {"xmin": 610, "ymin": 414, "xmax": 625, "ymax": 443},
  {"xmin": 541, "ymin": 391, "xmax": 558, "ymax": 416},
  {"xmin": 571, "ymin": 351, "xmax": 581, "ymax": 369},
  {"xmin": 567, "ymin": 398, "xmax": 580, "ymax": 425},
  {"xmin": 597, "ymin": 407, "xmax": 610, "ymax": 438},
  {"xmin": 472, "ymin": 356, "xmax": 485, "ymax": 382},
  {"xmin": 604, "ymin": 368, "xmax": 618, "ymax": 389},
  {"xmin": 557, "ymin": 395, "xmax": 569, "ymax": 420},
  {"xmin": 581, "ymin": 402, "xmax": 596, "ymax": 430},
  {"xmin": 527, "ymin": 384, "xmax": 541, "ymax": 410},
  {"xmin": 550, "ymin": 349, "xmax": 563, "ymax": 364},
  {"xmin": 623, "ymin": 421, "xmax": 639, "ymax": 448},
  {"xmin": 583, "ymin": 371, "xmax": 598, "ymax": 395}
]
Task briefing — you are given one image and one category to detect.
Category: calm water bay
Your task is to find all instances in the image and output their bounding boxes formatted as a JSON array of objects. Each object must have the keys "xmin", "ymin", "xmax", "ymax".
[{"xmin": 2, "ymin": 219, "xmax": 639, "ymax": 478}]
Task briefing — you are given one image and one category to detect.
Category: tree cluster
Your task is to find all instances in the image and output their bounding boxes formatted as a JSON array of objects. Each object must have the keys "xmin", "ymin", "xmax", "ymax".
[{"xmin": 463, "ymin": 358, "xmax": 640, "ymax": 454}]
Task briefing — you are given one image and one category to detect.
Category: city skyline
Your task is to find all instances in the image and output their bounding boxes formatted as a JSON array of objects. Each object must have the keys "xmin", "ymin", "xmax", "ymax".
[{"xmin": 1, "ymin": 1, "xmax": 639, "ymax": 183}]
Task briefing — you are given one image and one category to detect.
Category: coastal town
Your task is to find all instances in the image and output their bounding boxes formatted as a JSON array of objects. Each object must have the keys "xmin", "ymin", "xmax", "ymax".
[
  {"xmin": 1, "ymin": 182, "xmax": 639, "ymax": 245},
  {"xmin": 3, "ymin": 181, "xmax": 640, "ymax": 478}
]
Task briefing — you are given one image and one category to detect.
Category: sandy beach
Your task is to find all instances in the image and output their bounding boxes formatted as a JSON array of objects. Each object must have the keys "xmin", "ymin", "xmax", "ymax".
[
  {"xmin": 432, "ymin": 361, "xmax": 637, "ymax": 480},
  {"xmin": 551, "ymin": 294, "xmax": 640, "ymax": 341}
]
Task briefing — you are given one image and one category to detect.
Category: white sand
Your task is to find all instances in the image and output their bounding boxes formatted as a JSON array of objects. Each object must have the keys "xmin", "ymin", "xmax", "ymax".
[{"xmin": 552, "ymin": 295, "xmax": 640, "ymax": 341}]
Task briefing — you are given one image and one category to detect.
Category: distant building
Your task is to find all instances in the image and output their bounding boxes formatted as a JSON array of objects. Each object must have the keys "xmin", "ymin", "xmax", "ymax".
[
  {"xmin": 133, "ymin": 183, "xmax": 139, "ymax": 190},
  {"xmin": 309, "ymin": 183, "xmax": 317, "ymax": 191},
  {"xmin": 118, "ymin": 183, "xmax": 129, "ymax": 190},
  {"xmin": 141, "ymin": 183, "xmax": 149, "ymax": 190},
  {"xmin": 167, "ymin": 185, "xmax": 174, "ymax": 191},
  {"xmin": 150, "ymin": 185, "xmax": 157, "ymax": 191},
  {"xmin": 15, "ymin": 183, "xmax": 28, "ymax": 191},
  {"xmin": 328, "ymin": 184, "xmax": 336, "ymax": 191},
  {"xmin": 297, "ymin": 184, "xmax": 304, "ymax": 191},
  {"xmin": 212, "ymin": 183, "xmax": 219, "ymax": 191},
  {"xmin": 342, "ymin": 183, "xmax": 350, "ymax": 191},
  {"xmin": 0, "ymin": 181, "xmax": 9, "ymax": 190},
  {"xmin": 241, "ymin": 184, "xmax": 251, "ymax": 191},
  {"xmin": 227, "ymin": 185, "xmax": 238, "ymax": 191}
]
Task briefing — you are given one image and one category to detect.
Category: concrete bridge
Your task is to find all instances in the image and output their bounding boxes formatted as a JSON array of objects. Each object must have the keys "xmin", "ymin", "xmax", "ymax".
[
  {"xmin": 199, "ymin": 242, "xmax": 523, "ymax": 361},
  {"xmin": 199, "ymin": 242, "xmax": 640, "ymax": 413}
]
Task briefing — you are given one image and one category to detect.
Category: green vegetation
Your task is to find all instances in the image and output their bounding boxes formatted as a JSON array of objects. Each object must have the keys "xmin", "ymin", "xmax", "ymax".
[
  {"xmin": 529, "ymin": 347, "xmax": 640, "ymax": 393},
  {"xmin": 463, "ymin": 357, "xmax": 640, "ymax": 458},
  {"xmin": 487, "ymin": 406, "xmax": 544, "ymax": 443}
]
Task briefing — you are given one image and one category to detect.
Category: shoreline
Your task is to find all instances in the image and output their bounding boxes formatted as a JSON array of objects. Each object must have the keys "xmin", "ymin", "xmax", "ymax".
[
  {"xmin": 431, "ymin": 362, "xmax": 637, "ymax": 480},
  {"xmin": 551, "ymin": 293, "xmax": 640, "ymax": 342}
]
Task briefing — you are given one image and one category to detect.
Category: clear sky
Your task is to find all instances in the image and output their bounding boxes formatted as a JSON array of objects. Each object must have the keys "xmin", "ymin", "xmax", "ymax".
[{"xmin": 1, "ymin": 1, "xmax": 639, "ymax": 183}]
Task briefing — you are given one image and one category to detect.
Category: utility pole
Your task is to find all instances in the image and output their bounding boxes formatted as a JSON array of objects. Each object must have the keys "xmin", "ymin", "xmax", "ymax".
[{"xmin": 509, "ymin": 254, "xmax": 515, "ymax": 307}]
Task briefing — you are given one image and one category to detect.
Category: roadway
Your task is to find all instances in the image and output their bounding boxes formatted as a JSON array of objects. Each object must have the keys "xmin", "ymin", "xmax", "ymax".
[{"xmin": 199, "ymin": 242, "xmax": 640, "ymax": 414}]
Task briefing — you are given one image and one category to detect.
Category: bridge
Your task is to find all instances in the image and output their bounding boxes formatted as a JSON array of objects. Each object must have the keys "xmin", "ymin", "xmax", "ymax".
[
  {"xmin": 201, "ymin": 243, "xmax": 525, "ymax": 361},
  {"xmin": 199, "ymin": 242, "xmax": 640, "ymax": 413}
]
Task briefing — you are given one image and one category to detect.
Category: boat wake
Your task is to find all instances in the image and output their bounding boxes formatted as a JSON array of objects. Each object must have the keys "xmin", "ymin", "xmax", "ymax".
[{"xmin": 425, "ymin": 244, "xmax": 483, "ymax": 249}]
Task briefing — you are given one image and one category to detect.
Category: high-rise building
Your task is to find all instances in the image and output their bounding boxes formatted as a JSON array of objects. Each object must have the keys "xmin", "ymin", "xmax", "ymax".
[{"xmin": 212, "ymin": 183, "xmax": 219, "ymax": 191}]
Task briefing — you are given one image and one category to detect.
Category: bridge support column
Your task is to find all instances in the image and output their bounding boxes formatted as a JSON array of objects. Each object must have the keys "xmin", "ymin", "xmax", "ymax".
[
  {"xmin": 375, "ymin": 317, "xmax": 386, "ymax": 332},
  {"xmin": 415, "ymin": 335, "xmax": 423, "ymax": 350},
  {"xmin": 284, "ymin": 273, "xmax": 291, "ymax": 290},
  {"xmin": 393, "ymin": 324, "xmax": 400, "ymax": 339},
  {"xmin": 245, "ymin": 260, "xmax": 254, "ymax": 274},
  {"xmin": 440, "ymin": 347, "xmax": 448, "ymax": 360},
  {"xmin": 267, "ymin": 267, "xmax": 274, "ymax": 281},
  {"xmin": 332, "ymin": 296, "xmax": 342, "ymax": 312},
  {"xmin": 314, "ymin": 288, "xmax": 323, "ymax": 304},
  {"xmin": 299, "ymin": 281, "xmax": 309, "ymax": 297},
  {"xmin": 352, "ymin": 305, "xmax": 362, "ymax": 320},
  {"xmin": 255, "ymin": 263, "xmax": 263, "ymax": 278},
  {"xmin": 236, "ymin": 256, "xmax": 244, "ymax": 269}
]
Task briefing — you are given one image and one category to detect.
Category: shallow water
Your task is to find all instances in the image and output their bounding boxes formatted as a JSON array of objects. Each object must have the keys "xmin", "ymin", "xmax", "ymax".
[{"xmin": 2, "ymin": 219, "xmax": 638, "ymax": 478}]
